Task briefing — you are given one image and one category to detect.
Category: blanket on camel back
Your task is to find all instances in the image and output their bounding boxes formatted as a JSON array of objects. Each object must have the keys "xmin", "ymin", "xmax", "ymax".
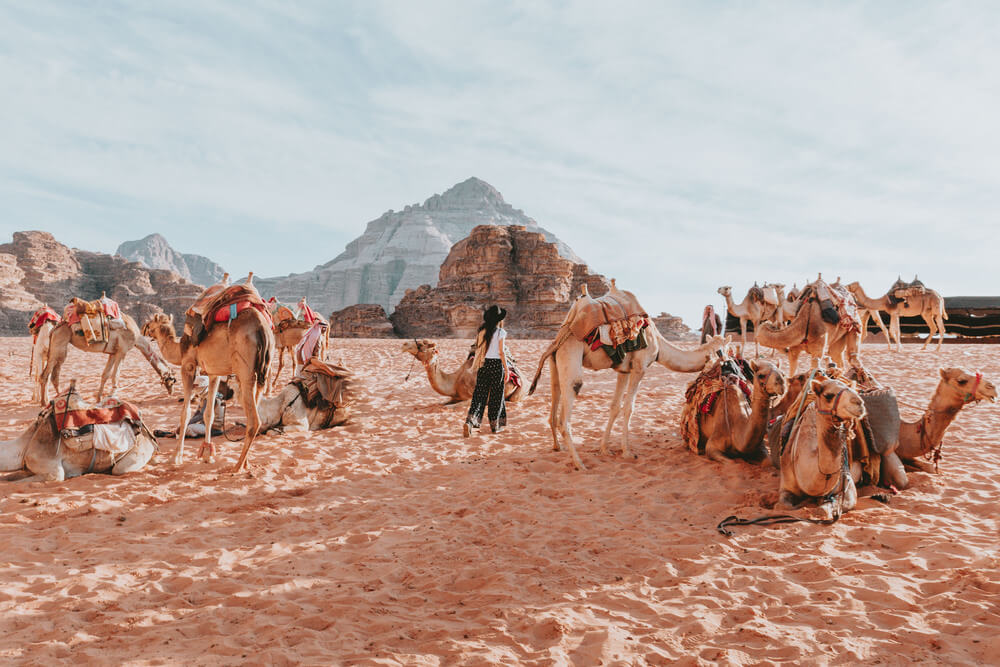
[
  {"xmin": 567, "ymin": 286, "xmax": 649, "ymax": 366},
  {"xmin": 184, "ymin": 283, "xmax": 271, "ymax": 343},
  {"xmin": 48, "ymin": 388, "xmax": 150, "ymax": 458},
  {"xmin": 62, "ymin": 295, "xmax": 123, "ymax": 345},
  {"xmin": 28, "ymin": 306, "xmax": 61, "ymax": 336},
  {"xmin": 680, "ymin": 357, "xmax": 754, "ymax": 454},
  {"xmin": 798, "ymin": 279, "xmax": 861, "ymax": 334}
]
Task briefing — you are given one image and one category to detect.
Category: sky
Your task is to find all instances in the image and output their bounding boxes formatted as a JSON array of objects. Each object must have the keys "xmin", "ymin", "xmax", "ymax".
[{"xmin": 2, "ymin": 1, "xmax": 999, "ymax": 328}]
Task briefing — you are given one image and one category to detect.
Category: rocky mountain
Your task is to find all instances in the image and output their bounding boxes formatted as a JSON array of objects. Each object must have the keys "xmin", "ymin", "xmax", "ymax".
[
  {"xmin": 255, "ymin": 177, "xmax": 581, "ymax": 316},
  {"xmin": 328, "ymin": 304, "xmax": 396, "ymax": 339},
  {"xmin": 0, "ymin": 231, "xmax": 203, "ymax": 335},
  {"xmin": 116, "ymin": 233, "xmax": 226, "ymax": 287},
  {"xmin": 389, "ymin": 224, "xmax": 610, "ymax": 339}
]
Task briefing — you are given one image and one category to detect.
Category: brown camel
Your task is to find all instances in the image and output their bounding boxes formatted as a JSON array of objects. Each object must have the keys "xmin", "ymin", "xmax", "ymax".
[
  {"xmin": 141, "ymin": 308, "xmax": 273, "ymax": 471},
  {"xmin": 685, "ymin": 359, "xmax": 786, "ymax": 463},
  {"xmin": 254, "ymin": 364, "xmax": 359, "ymax": 433},
  {"xmin": 1, "ymin": 385, "xmax": 157, "ymax": 482},
  {"xmin": 401, "ymin": 340, "xmax": 524, "ymax": 404},
  {"xmin": 39, "ymin": 313, "xmax": 175, "ymax": 405},
  {"xmin": 755, "ymin": 290, "xmax": 862, "ymax": 376},
  {"xmin": 28, "ymin": 307, "xmax": 60, "ymax": 404},
  {"xmin": 778, "ymin": 377, "xmax": 866, "ymax": 516},
  {"xmin": 846, "ymin": 279, "xmax": 948, "ymax": 352},
  {"xmin": 269, "ymin": 325, "xmax": 309, "ymax": 393},
  {"xmin": 873, "ymin": 368, "xmax": 996, "ymax": 490},
  {"xmin": 528, "ymin": 283, "xmax": 726, "ymax": 469},
  {"xmin": 777, "ymin": 284, "xmax": 801, "ymax": 325}
]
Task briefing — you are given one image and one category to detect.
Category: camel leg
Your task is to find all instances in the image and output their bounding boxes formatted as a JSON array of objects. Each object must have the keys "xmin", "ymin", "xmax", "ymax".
[
  {"xmin": 233, "ymin": 372, "xmax": 263, "ymax": 472},
  {"xmin": 705, "ymin": 437, "xmax": 733, "ymax": 464},
  {"xmin": 935, "ymin": 313, "xmax": 945, "ymax": 351},
  {"xmin": 786, "ymin": 349, "xmax": 798, "ymax": 377},
  {"xmin": 554, "ymin": 356, "xmax": 586, "ymax": 470},
  {"xmin": 921, "ymin": 314, "xmax": 935, "ymax": 351},
  {"xmin": 890, "ymin": 314, "xmax": 902, "ymax": 352},
  {"xmin": 777, "ymin": 490, "xmax": 800, "ymax": 510},
  {"xmin": 599, "ymin": 373, "xmax": 629, "ymax": 455},
  {"xmin": 269, "ymin": 346, "xmax": 285, "ymax": 395},
  {"xmin": 548, "ymin": 359, "xmax": 562, "ymax": 452},
  {"xmin": 40, "ymin": 341, "xmax": 68, "ymax": 406},
  {"xmin": 175, "ymin": 362, "xmax": 198, "ymax": 465},
  {"xmin": 870, "ymin": 312, "xmax": 892, "ymax": 350},
  {"xmin": 740, "ymin": 319, "xmax": 748, "ymax": 349},
  {"xmin": 105, "ymin": 348, "xmax": 128, "ymax": 399},
  {"xmin": 617, "ymin": 370, "xmax": 645, "ymax": 459},
  {"xmin": 112, "ymin": 438, "xmax": 156, "ymax": 475},
  {"xmin": 198, "ymin": 376, "xmax": 222, "ymax": 464},
  {"xmin": 880, "ymin": 452, "xmax": 908, "ymax": 490}
]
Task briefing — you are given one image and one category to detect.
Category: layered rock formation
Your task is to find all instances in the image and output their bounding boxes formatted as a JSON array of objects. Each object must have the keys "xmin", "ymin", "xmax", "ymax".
[
  {"xmin": 652, "ymin": 313, "xmax": 695, "ymax": 341},
  {"xmin": 390, "ymin": 225, "xmax": 610, "ymax": 339},
  {"xmin": 116, "ymin": 233, "xmax": 226, "ymax": 286},
  {"xmin": 328, "ymin": 304, "xmax": 396, "ymax": 339},
  {"xmin": 255, "ymin": 177, "xmax": 581, "ymax": 316},
  {"xmin": 0, "ymin": 231, "xmax": 203, "ymax": 334}
]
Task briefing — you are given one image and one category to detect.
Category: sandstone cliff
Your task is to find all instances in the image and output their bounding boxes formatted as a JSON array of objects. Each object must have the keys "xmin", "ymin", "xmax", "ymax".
[
  {"xmin": 651, "ymin": 312, "xmax": 695, "ymax": 341},
  {"xmin": 255, "ymin": 177, "xmax": 581, "ymax": 316},
  {"xmin": 390, "ymin": 225, "xmax": 610, "ymax": 339},
  {"xmin": 116, "ymin": 233, "xmax": 226, "ymax": 287},
  {"xmin": 328, "ymin": 304, "xmax": 397, "ymax": 339},
  {"xmin": 0, "ymin": 231, "xmax": 203, "ymax": 335}
]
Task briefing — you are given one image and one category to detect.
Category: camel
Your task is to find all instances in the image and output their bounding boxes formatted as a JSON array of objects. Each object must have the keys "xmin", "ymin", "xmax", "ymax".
[
  {"xmin": 28, "ymin": 307, "xmax": 60, "ymax": 403},
  {"xmin": 846, "ymin": 279, "xmax": 948, "ymax": 352},
  {"xmin": 0, "ymin": 385, "xmax": 156, "ymax": 482},
  {"xmin": 269, "ymin": 323, "xmax": 309, "ymax": 394},
  {"xmin": 401, "ymin": 340, "xmax": 524, "ymax": 404},
  {"xmin": 777, "ymin": 284, "xmax": 801, "ymax": 325},
  {"xmin": 141, "ymin": 303, "xmax": 273, "ymax": 471},
  {"xmin": 252, "ymin": 365, "xmax": 359, "ymax": 433},
  {"xmin": 871, "ymin": 368, "xmax": 996, "ymax": 490},
  {"xmin": 778, "ymin": 377, "xmax": 866, "ymax": 515},
  {"xmin": 38, "ymin": 312, "xmax": 175, "ymax": 406},
  {"xmin": 755, "ymin": 290, "xmax": 862, "ymax": 376},
  {"xmin": 685, "ymin": 359, "xmax": 786, "ymax": 463},
  {"xmin": 528, "ymin": 283, "xmax": 726, "ymax": 469},
  {"xmin": 718, "ymin": 284, "xmax": 782, "ymax": 353}
]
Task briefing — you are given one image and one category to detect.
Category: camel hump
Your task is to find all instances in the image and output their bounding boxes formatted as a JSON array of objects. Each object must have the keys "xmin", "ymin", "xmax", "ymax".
[{"xmin": 569, "ymin": 290, "xmax": 647, "ymax": 341}]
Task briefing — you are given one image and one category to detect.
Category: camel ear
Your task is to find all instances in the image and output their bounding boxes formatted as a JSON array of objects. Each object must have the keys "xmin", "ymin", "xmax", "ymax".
[
  {"xmin": 938, "ymin": 367, "xmax": 954, "ymax": 380},
  {"xmin": 169, "ymin": 313, "xmax": 174, "ymax": 324},
  {"xmin": 812, "ymin": 379, "xmax": 825, "ymax": 395}
]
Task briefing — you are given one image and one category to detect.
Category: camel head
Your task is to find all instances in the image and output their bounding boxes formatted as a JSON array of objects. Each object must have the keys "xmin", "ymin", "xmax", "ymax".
[
  {"xmin": 141, "ymin": 312, "xmax": 175, "ymax": 339},
  {"xmin": 717, "ymin": 286, "xmax": 732, "ymax": 298},
  {"xmin": 811, "ymin": 378, "xmax": 866, "ymax": 421},
  {"xmin": 401, "ymin": 339, "xmax": 438, "ymax": 364},
  {"xmin": 747, "ymin": 359, "xmax": 786, "ymax": 400},
  {"xmin": 938, "ymin": 368, "xmax": 997, "ymax": 404}
]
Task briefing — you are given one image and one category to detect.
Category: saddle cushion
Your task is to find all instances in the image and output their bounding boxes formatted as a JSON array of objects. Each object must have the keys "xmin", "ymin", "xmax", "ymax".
[
  {"xmin": 569, "ymin": 289, "xmax": 648, "ymax": 342},
  {"xmin": 52, "ymin": 393, "xmax": 143, "ymax": 432}
]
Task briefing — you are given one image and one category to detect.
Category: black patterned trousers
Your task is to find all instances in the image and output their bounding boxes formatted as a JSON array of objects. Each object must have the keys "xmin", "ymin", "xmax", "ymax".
[{"xmin": 466, "ymin": 358, "xmax": 507, "ymax": 429}]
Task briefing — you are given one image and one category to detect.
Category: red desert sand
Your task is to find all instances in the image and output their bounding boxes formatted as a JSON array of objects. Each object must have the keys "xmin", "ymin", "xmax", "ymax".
[{"xmin": 1, "ymin": 337, "xmax": 998, "ymax": 664}]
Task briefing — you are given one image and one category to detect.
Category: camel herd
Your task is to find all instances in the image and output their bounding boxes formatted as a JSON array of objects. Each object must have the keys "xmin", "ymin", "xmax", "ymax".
[{"xmin": 4, "ymin": 273, "xmax": 995, "ymax": 523}]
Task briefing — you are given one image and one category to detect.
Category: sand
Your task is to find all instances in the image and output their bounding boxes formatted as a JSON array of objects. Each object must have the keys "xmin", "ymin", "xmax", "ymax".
[{"xmin": 0, "ymin": 336, "xmax": 998, "ymax": 665}]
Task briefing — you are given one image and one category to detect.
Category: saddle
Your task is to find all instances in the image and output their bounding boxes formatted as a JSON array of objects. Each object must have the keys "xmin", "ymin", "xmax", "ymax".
[
  {"xmin": 28, "ymin": 306, "xmax": 61, "ymax": 335},
  {"xmin": 185, "ymin": 284, "xmax": 271, "ymax": 343},
  {"xmin": 680, "ymin": 357, "xmax": 754, "ymax": 454},
  {"xmin": 62, "ymin": 296, "xmax": 122, "ymax": 344},
  {"xmin": 799, "ymin": 280, "xmax": 861, "ymax": 332},
  {"xmin": 291, "ymin": 360, "xmax": 355, "ymax": 428},
  {"xmin": 569, "ymin": 287, "xmax": 648, "ymax": 344},
  {"xmin": 760, "ymin": 285, "xmax": 780, "ymax": 307}
]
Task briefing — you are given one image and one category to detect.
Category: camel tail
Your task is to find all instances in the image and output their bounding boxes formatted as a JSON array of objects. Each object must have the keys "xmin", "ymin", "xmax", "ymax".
[
  {"xmin": 255, "ymin": 331, "xmax": 271, "ymax": 388},
  {"xmin": 528, "ymin": 325, "xmax": 572, "ymax": 395}
]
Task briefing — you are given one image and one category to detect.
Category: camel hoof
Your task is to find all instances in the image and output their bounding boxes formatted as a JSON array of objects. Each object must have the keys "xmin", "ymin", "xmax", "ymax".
[{"xmin": 172, "ymin": 453, "xmax": 184, "ymax": 465}]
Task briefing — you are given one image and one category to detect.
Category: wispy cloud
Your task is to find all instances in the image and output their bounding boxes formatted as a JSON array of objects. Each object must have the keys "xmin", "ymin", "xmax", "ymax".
[{"xmin": 1, "ymin": 2, "xmax": 998, "ymax": 324}]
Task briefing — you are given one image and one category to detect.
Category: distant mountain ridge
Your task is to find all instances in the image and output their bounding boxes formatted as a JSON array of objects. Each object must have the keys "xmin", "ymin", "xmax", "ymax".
[
  {"xmin": 254, "ymin": 177, "xmax": 582, "ymax": 316},
  {"xmin": 116, "ymin": 233, "xmax": 226, "ymax": 287}
]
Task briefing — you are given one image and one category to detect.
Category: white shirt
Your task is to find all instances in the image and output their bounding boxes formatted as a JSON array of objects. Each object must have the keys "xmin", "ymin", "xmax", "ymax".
[{"xmin": 485, "ymin": 327, "xmax": 506, "ymax": 359}]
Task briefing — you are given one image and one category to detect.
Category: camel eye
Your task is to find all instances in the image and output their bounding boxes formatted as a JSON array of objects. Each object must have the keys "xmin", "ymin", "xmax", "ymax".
[
  {"xmin": 824, "ymin": 393, "xmax": 835, "ymax": 400},
  {"xmin": 757, "ymin": 373, "xmax": 766, "ymax": 380},
  {"xmin": 957, "ymin": 379, "xmax": 968, "ymax": 386}
]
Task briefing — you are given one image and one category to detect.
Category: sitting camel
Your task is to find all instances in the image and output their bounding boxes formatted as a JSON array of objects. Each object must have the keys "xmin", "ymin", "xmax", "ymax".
[
  {"xmin": 401, "ymin": 340, "xmax": 524, "ymax": 404},
  {"xmin": 529, "ymin": 282, "xmax": 726, "ymax": 469},
  {"xmin": 755, "ymin": 285, "xmax": 862, "ymax": 376},
  {"xmin": 681, "ymin": 358, "xmax": 786, "ymax": 463},
  {"xmin": 39, "ymin": 310, "xmax": 175, "ymax": 405},
  {"xmin": 141, "ymin": 292, "xmax": 273, "ymax": 471},
  {"xmin": 253, "ymin": 362, "xmax": 359, "ymax": 433},
  {"xmin": 868, "ymin": 367, "xmax": 996, "ymax": 490},
  {"xmin": 0, "ymin": 383, "xmax": 157, "ymax": 482},
  {"xmin": 777, "ymin": 377, "xmax": 867, "ymax": 516}
]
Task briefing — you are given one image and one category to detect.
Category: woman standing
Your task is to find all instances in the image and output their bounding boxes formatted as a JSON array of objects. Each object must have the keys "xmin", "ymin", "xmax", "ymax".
[{"xmin": 464, "ymin": 305, "xmax": 509, "ymax": 436}]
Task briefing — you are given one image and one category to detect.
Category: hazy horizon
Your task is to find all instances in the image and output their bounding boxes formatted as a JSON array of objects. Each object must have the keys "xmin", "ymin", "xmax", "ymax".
[{"xmin": 3, "ymin": 2, "xmax": 999, "ymax": 327}]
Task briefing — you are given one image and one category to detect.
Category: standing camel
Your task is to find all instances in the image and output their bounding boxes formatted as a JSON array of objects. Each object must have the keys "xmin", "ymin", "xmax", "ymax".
[
  {"xmin": 28, "ymin": 306, "xmax": 61, "ymax": 403},
  {"xmin": 39, "ymin": 313, "xmax": 175, "ymax": 405},
  {"xmin": 718, "ymin": 285, "xmax": 776, "ymax": 354},
  {"xmin": 777, "ymin": 284, "xmax": 801, "ymax": 325},
  {"xmin": 401, "ymin": 339, "xmax": 523, "ymax": 404},
  {"xmin": 846, "ymin": 280, "xmax": 947, "ymax": 352},
  {"xmin": 142, "ymin": 304, "xmax": 273, "ymax": 471},
  {"xmin": 528, "ymin": 284, "xmax": 726, "ymax": 469}
]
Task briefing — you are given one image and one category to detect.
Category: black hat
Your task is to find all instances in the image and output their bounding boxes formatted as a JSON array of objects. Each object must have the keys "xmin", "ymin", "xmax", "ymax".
[{"xmin": 483, "ymin": 304, "xmax": 507, "ymax": 325}]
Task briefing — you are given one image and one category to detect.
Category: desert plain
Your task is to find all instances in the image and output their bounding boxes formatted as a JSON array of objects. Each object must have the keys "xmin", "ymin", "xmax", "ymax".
[{"xmin": 0, "ymin": 337, "xmax": 998, "ymax": 665}]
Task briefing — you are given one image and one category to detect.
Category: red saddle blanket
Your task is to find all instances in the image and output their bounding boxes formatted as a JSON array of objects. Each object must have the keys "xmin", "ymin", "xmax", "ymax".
[
  {"xmin": 51, "ymin": 393, "xmax": 143, "ymax": 431},
  {"xmin": 28, "ymin": 306, "xmax": 61, "ymax": 333},
  {"xmin": 569, "ymin": 289, "xmax": 648, "ymax": 342},
  {"xmin": 188, "ymin": 285, "xmax": 271, "ymax": 328}
]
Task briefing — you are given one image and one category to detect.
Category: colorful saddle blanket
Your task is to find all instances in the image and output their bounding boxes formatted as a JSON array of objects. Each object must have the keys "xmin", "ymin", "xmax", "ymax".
[
  {"xmin": 185, "ymin": 284, "xmax": 271, "ymax": 342},
  {"xmin": 28, "ymin": 306, "xmax": 61, "ymax": 335},
  {"xmin": 62, "ymin": 297, "xmax": 122, "ymax": 344},
  {"xmin": 569, "ymin": 289, "xmax": 648, "ymax": 343}
]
